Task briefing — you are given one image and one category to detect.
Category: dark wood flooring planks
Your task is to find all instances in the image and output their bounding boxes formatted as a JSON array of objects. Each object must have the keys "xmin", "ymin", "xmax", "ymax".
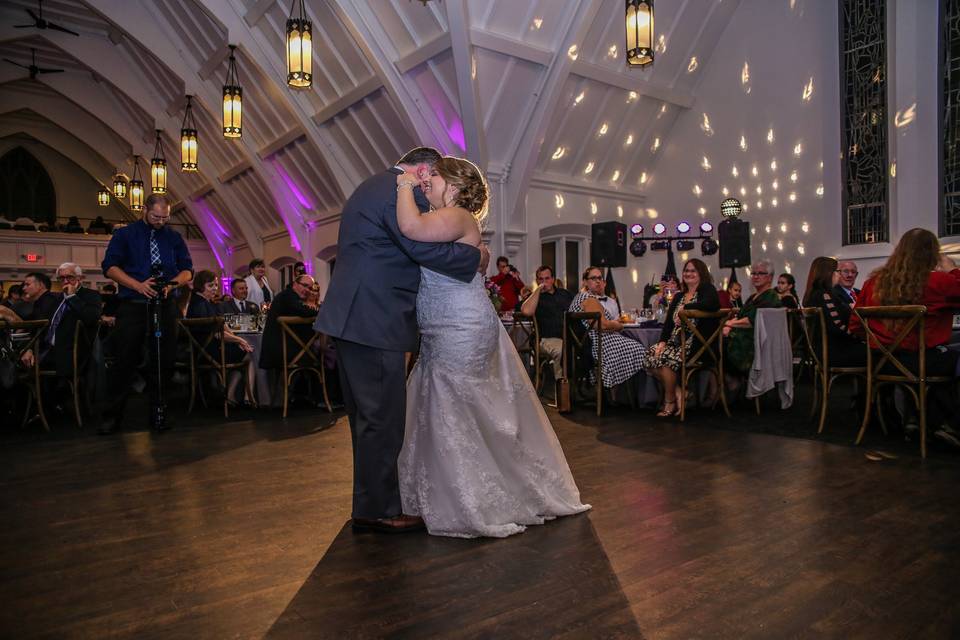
[{"xmin": 2, "ymin": 393, "xmax": 960, "ymax": 638}]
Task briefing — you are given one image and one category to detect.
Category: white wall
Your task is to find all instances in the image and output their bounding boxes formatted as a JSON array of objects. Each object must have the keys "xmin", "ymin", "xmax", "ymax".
[{"xmin": 642, "ymin": 0, "xmax": 842, "ymax": 298}]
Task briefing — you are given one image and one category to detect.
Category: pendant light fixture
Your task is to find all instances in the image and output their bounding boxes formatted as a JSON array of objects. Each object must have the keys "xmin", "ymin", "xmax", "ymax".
[
  {"xmin": 286, "ymin": 0, "xmax": 312, "ymax": 88},
  {"xmin": 223, "ymin": 45, "xmax": 242, "ymax": 138},
  {"xmin": 97, "ymin": 187, "xmax": 110, "ymax": 207},
  {"xmin": 150, "ymin": 130, "xmax": 167, "ymax": 194},
  {"xmin": 626, "ymin": 0, "xmax": 654, "ymax": 67},
  {"xmin": 129, "ymin": 156, "xmax": 145, "ymax": 212},
  {"xmin": 112, "ymin": 169, "xmax": 127, "ymax": 199},
  {"xmin": 181, "ymin": 95, "xmax": 198, "ymax": 171}
]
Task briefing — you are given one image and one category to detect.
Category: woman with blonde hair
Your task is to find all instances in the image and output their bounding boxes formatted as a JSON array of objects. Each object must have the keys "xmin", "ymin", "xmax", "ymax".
[{"xmin": 393, "ymin": 156, "xmax": 590, "ymax": 538}]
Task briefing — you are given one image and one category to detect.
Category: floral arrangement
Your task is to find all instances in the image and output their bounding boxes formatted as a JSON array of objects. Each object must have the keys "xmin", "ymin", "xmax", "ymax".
[{"xmin": 485, "ymin": 279, "xmax": 503, "ymax": 311}]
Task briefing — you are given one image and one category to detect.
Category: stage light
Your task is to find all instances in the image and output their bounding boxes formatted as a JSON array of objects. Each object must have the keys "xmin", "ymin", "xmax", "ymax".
[
  {"xmin": 720, "ymin": 197, "xmax": 743, "ymax": 219},
  {"xmin": 630, "ymin": 239, "xmax": 647, "ymax": 257},
  {"xmin": 701, "ymin": 238, "xmax": 718, "ymax": 255},
  {"xmin": 630, "ymin": 223, "xmax": 643, "ymax": 236},
  {"xmin": 700, "ymin": 221, "xmax": 713, "ymax": 234},
  {"xmin": 676, "ymin": 221, "xmax": 691, "ymax": 234},
  {"xmin": 651, "ymin": 239, "xmax": 671, "ymax": 251},
  {"xmin": 653, "ymin": 223, "xmax": 666, "ymax": 235},
  {"xmin": 676, "ymin": 239, "xmax": 694, "ymax": 251}
]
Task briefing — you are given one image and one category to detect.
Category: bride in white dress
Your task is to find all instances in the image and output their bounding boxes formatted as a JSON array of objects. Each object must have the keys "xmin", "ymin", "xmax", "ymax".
[{"xmin": 395, "ymin": 157, "xmax": 590, "ymax": 538}]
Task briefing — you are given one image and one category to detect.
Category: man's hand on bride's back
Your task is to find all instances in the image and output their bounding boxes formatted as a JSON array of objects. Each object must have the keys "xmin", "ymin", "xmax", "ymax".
[{"xmin": 478, "ymin": 244, "xmax": 490, "ymax": 274}]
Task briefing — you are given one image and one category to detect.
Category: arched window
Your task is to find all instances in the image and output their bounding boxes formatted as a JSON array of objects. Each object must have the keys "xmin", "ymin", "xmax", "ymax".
[{"xmin": 0, "ymin": 147, "xmax": 56, "ymax": 225}]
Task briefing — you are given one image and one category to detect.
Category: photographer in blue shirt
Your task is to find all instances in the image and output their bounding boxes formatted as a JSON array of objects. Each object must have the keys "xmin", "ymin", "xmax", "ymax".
[{"xmin": 98, "ymin": 193, "xmax": 193, "ymax": 433}]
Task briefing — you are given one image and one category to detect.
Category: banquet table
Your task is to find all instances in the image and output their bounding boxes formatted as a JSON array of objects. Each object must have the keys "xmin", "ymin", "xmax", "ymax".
[
  {"xmin": 235, "ymin": 331, "xmax": 277, "ymax": 407},
  {"xmin": 620, "ymin": 323, "xmax": 664, "ymax": 406}
]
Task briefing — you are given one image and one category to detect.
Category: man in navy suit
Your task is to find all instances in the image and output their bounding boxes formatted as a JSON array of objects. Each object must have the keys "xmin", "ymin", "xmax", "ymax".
[
  {"xmin": 832, "ymin": 260, "xmax": 860, "ymax": 324},
  {"xmin": 316, "ymin": 147, "xmax": 488, "ymax": 533}
]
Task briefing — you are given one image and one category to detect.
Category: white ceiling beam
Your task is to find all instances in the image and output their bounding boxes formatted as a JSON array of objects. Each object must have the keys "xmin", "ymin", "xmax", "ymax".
[
  {"xmin": 197, "ymin": 45, "xmax": 231, "ymax": 81},
  {"xmin": 501, "ymin": 0, "xmax": 606, "ymax": 229},
  {"xmin": 570, "ymin": 60, "xmax": 695, "ymax": 109},
  {"xmin": 394, "ymin": 31, "xmax": 452, "ymax": 74},
  {"xmin": 469, "ymin": 28, "xmax": 553, "ymax": 67},
  {"xmin": 257, "ymin": 124, "xmax": 307, "ymax": 159},
  {"xmin": 311, "ymin": 75, "xmax": 382, "ymax": 125},
  {"xmin": 243, "ymin": 0, "xmax": 275, "ymax": 27},
  {"xmin": 445, "ymin": 0, "xmax": 487, "ymax": 168},
  {"xmin": 218, "ymin": 159, "xmax": 253, "ymax": 183}
]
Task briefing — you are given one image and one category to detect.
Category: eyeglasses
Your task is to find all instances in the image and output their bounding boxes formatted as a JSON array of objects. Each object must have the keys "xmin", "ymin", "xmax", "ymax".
[
  {"xmin": 751, "ymin": 271, "xmax": 770, "ymax": 277},
  {"xmin": 837, "ymin": 270, "xmax": 858, "ymax": 276},
  {"xmin": 585, "ymin": 275, "xmax": 605, "ymax": 281}
]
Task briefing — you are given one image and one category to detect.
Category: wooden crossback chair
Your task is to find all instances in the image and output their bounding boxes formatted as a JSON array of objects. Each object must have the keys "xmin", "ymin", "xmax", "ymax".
[
  {"xmin": 505, "ymin": 314, "xmax": 547, "ymax": 391},
  {"xmin": 853, "ymin": 305, "xmax": 951, "ymax": 458},
  {"xmin": 38, "ymin": 320, "xmax": 100, "ymax": 428},
  {"xmin": 0, "ymin": 320, "xmax": 50, "ymax": 431},
  {"xmin": 791, "ymin": 307, "xmax": 867, "ymax": 435},
  {"xmin": 563, "ymin": 311, "xmax": 603, "ymax": 416},
  {"xmin": 179, "ymin": 317, "xmax": 252, "ymax": 418},
  {"xmin": 278, "ymin": 316, "xmax": 332, "ymax": 419},
  {"xmin": 678, "ymin": 308, "xmax": 733, "ymax": 421}
]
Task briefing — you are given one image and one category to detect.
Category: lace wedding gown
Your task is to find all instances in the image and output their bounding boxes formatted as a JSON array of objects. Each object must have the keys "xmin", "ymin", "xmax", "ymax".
[{"xmin": 399, "ymin": 267, "xmax": 591, "ymax": 538}]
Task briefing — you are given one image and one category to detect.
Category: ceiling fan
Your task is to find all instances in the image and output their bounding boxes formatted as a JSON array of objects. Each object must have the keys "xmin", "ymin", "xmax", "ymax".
[
  {"xmin": 14, "ymin": 0, "xmax": 80, "ymax": 37},
  {"xmin": 3, "ymin": 48, "xmax": 65, "ymax": 80}
]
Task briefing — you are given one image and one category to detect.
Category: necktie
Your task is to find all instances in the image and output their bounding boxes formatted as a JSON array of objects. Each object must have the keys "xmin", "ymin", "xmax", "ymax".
[
  {"xmin": 149, "ymin": 229, "xmax": 161, "ymax": 267},
  {"xmin": 47, "ymin": 298, "xmax": 67, "ymax": 346}
]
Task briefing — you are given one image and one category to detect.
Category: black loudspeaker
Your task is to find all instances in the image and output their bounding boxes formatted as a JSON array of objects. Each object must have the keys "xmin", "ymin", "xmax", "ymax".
[
  {"xmin": 591, "ymin": 221, "xmax": 627, "ymax": 268},
  {"xmin": 718, "ymin": 219, "xmax": 751, "ymax": 268}
]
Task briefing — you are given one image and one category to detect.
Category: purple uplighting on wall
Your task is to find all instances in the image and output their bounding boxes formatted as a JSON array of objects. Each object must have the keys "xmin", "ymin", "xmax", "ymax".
[
  {"xmin": 195, "ymin": 200, "xmax": 226, "ymax": 269},
  {"xmin": 419, "ymin": 82, "xmax": 465, "ymax": 153},
  {"xmin": 273, "ymin": 162, "xmax": 313, "ymax": 212}
]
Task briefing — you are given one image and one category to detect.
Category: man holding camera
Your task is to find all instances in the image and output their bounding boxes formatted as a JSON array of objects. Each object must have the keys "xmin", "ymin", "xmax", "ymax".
[
  {"xmin": 98, "ymin": 193, "xmax": 193, "ymax": 434},
  {"xmin": 489, "ymin": 256, "xmax": 525, "ymax": 313}
]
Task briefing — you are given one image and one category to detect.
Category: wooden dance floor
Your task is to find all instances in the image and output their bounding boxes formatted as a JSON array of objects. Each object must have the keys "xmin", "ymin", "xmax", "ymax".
[{"xmin": 3, "ymin": 399, "xmax": 960, "ymax": 638}]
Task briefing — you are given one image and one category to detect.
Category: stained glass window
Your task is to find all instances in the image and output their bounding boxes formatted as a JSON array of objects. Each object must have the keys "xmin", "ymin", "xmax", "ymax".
[{"xmin": 942, "ymin": 0, "xmax": 960, "ymax": 236}]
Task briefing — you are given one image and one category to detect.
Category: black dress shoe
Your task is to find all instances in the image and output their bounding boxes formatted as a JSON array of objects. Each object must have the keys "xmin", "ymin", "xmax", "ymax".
[{"xmin": 351, "ymin": 515, "xmax": 426, "ymax": 534}]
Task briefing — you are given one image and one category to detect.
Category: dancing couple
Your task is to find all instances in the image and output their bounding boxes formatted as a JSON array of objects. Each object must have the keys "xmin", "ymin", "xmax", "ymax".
[{"xmin": 316, "ymin": 147, "xmax": 589, "ymax": 538}]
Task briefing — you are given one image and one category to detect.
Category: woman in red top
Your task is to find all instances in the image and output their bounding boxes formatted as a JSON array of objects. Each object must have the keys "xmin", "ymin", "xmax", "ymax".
[{"xmin": 848, "ymin": 228, "xmax": 960, "ymax": 376}]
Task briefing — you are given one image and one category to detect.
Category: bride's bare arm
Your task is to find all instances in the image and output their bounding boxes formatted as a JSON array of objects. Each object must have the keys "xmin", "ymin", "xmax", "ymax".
[{"xmin": 396, "ymin": 180, "xmax": 469, "ymax": 243}]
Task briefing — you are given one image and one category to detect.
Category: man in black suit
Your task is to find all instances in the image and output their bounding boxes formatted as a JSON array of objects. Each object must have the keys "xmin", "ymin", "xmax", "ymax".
[
  {"xmin": 259, "ymin": 274, "xmax": 317, "ymax": 371},
  {"xmin": 832, "ymin": 259, "xmax": 860, "ymax": 324},
  {"xmin": 218, "ymin": 278, "xmax": 260, "ymax": 316},
  {"xmin": 315, "ymin": 147, "xmax": 485, "ymax": 534},
  {"xmin": 21, "ymin": 272, "xmax": 59, "ymax": 322},
  {"xmin": 20, "ymin": 264, "xmax": 101, "ymax": 376}
]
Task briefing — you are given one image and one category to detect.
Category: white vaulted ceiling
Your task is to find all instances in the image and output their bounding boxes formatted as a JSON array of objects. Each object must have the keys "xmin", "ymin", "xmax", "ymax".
[{"xmin": 0, "ymin": 0, "xmax": 739, "ymax": 263}]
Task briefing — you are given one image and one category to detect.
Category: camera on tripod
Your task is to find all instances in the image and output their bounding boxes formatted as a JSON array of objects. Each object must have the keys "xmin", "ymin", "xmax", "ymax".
[{"xmin": 149, "ymin": 264, "xmax": 172, "ymax": 296}]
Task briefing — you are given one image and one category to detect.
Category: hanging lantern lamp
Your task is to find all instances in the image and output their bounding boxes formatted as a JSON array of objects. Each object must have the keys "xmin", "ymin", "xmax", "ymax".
[
  {"xmin": 626, "ymin": 0, "xmax": 654, "ymax": 67},
  {"xmin": 97, "ymin": 187, "xmax": 110, "ymax": 207},
  {"xmin": 112, "ymin": 169, "xmax": 127, "ymax": 199},
  {"xmin": 129, "ymin": 156, "xmax": 145, "ymax": 212},
  {"xmin": 286, "ymin": 0, "xmax": 312, "ymax": 88},
  {"xmin": 223, "ymin": 45, "xmax": 242, "ymax": 138},
  {"xmin": 181, "ymin": 95, "xmax": 198, "ymax": 171},
  {"xmin": 150, "ymin": 130, "xmax": 167, "ymax": 194}
]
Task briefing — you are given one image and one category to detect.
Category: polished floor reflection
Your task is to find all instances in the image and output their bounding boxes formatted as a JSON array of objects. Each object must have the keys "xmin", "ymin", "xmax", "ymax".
[{"xmin": 3, "ymin": 397, "xmax": 960, "ymax": 638}]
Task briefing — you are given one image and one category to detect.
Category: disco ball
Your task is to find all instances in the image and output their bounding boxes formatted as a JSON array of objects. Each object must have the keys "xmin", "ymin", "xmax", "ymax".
[{"xmin": 720, "ymin": 197, "xmax": 743, "ymax": 219}]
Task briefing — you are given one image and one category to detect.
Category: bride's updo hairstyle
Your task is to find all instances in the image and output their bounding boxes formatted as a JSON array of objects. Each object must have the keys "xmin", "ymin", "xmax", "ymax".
[{"xmin": 434, "ymin": 156, "xmax": 488, "ymax": 221}]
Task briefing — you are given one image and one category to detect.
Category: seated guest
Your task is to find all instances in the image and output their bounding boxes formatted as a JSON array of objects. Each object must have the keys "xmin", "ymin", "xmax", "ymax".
[
  {"xmin": 834, "ymin": 259, "xmax": 860, "ymax": 307},
  {"xmin": 218, "ymin": 278, "xmax": 259, "ymax": 315},
  {"xmin": 63, "ymin": 216, "xmax": 84, "ymax": 233},
  {"xmin": 186, "ymin": 270, "xmax": 254, "ymax": 363},
  {"xmin": 20, "ymin": 263, "xmax": 101, "ymax": 373},
  {"xmin": 490, "ymin": 256, "xmax": 524, "ymax": 313},
  {"xmin": 520, "ymin": 265, "xmax": 574, "ymax": 385},
  {"xmin": 643, "ymin": 259, "xmax": 721, "ymax": 416},
  {"xmin": 21, "ymin": 272, "xmax": 59, "ymax": 321},
  {"xmin": 244, "ymin": 258, "xmax": 274, "ymax": 308},
  {"xmin": 87, "ymin": 215, "xmax": 112, "ymax": 234},
  {"xmin": 848, "ymin": 228, "xmax": 960, "ymax": 377},
  {"xmin": 259, "ymin": 274, "xmax": 318, "ymax": 371},
  {"xmin": 2, "ymin": 284, "xmax": 23, "ymax": 310},
  {"xmin": 802, "ymin": 257, "xmax": 866, "ymax": 367},
  {"xmin": 722, "ymin": 281, "xmax": 743, "ymax": 310},
  {"xmin": 305, "ymin": 282, "xmax": 321, "ymax": 311},
  {"xmin": 569, "ymin": 266, "xmax": 646, "ymax": 389},
  {"xmin": 646, "ymin": 273, "xmax": 680, "ymax": 311},
  {"xmin": 777, "ymin": 273, "xmax": 800, "ymax": 309},
  {"xmin": 723, "ymin": 260, "xmax": 782, "ymax": 375}
]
